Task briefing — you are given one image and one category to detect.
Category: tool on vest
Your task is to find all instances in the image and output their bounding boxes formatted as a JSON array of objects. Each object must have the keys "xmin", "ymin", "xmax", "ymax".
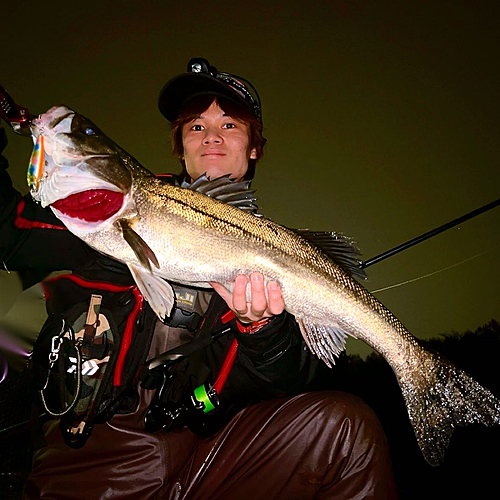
[{"xmin": 81, "ymin": 294, "xmax": 102, "ymax": 357}]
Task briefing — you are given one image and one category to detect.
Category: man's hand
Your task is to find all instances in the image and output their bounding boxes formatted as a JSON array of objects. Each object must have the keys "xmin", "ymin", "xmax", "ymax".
[{"xmin": 210, "ymin": 272, "xmax": 285, "ymax": 324}]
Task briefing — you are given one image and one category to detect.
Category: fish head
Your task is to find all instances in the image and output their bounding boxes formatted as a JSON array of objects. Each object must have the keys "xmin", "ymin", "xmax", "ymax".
[{"xmin": 28, "ymin": 106, "xmax": 135, "ymax": 233}]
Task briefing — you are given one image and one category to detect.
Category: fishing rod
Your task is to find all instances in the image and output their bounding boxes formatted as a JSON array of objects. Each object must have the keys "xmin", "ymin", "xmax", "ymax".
[{"xmin": 359, "ymin": 197, "xmax": 500, "ymax": 270}]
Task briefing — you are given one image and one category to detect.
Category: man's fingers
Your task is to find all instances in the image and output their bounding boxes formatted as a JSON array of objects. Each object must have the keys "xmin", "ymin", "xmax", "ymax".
[
  {"xmin": 211, "ymin": 275, "xmax": 285, "ymax": 323},
  {"xmin": 210, "ymin": 282, "xmax": 231, "ymax": 303},
  {"xmin": 232, "ymin": 274, "xmax": 249, "ymax": 314},
  {"xmin": 249, "ymin": 273, "xmax": 268, "ymax": 316},
  {"xmin": 266, "ymin": 281, "xmax": 285, "ymax": 316}
]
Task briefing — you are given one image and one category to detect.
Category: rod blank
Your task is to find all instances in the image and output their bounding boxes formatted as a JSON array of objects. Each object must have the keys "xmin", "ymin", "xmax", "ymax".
[{"xmin": 360, "ymin": 197, "xmax": 500, "ymax": 269}]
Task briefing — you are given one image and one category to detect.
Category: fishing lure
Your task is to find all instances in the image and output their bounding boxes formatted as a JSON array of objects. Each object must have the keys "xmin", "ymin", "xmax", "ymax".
[{"xmin": 27, "ymin": 134, "xmax": 44, "ymax": 191}]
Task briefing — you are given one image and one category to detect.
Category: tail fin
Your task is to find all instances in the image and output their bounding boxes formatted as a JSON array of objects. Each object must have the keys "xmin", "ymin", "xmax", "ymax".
[{"xmin": 397, "ymin": 349, "xmax": 500, "ymax": 466}]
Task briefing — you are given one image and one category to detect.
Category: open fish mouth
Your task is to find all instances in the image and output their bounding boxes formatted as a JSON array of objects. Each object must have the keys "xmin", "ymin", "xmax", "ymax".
[{"xmin": 51, "ymin": 189, "xmax": 124, "ymax": 222}]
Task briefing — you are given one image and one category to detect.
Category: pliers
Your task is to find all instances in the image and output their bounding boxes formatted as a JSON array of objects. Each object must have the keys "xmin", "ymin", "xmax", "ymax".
[{"xmin": 0, "ymin": 84, "xmax": 32, "ymax": 136}]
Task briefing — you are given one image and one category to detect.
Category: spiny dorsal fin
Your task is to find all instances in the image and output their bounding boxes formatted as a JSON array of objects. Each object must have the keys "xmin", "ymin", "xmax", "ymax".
[
  {"xmin": 181, "ymin": 174, "xmax": 258, "ymax": 213},
  {"xmin": 116, "ymin": 218, "xmax": 159, "ymax": 273},
  {"xmin": 291, "ymin": 229, "xmax": 366, "ymax": 280}
]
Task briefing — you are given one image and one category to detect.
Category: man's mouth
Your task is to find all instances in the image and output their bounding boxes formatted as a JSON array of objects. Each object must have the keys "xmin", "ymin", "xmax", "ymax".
[
  {"xmin": 202, "ymin": 150, "xmax": 226, "ymax": 156},
  {"xmin": 51, "ymin": 189, "xmax": 124, "ymax": 222}
]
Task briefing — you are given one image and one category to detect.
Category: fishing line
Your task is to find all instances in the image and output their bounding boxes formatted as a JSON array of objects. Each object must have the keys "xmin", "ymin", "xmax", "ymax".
[{"xmin": 371, "ymin": 244, "xmax": 500, "ymax": 294}]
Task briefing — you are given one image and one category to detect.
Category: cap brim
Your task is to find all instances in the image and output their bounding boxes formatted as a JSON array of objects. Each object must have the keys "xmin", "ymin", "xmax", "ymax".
[{"xmin": 158, "ymin": 73, "xmax": 253, "ymax": 122}]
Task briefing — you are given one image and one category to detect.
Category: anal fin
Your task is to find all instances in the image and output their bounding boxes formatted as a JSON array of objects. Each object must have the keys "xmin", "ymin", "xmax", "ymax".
[{"xmin": 297, "ymin": 319, "xmax": 349, "ymax": 368}]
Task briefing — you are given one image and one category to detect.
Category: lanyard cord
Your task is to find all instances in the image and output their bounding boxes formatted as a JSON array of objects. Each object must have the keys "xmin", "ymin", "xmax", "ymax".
[
  {"xmin": 212, "ymin": 313, "xmax": 273, "ymax": 395},
  {"xmin": 40, "ymin": 338, "xmax": 82, "ymax": 417},
  {"xmin": 213, "ymin": 338, "xmax": 239, "ymax": 394}
]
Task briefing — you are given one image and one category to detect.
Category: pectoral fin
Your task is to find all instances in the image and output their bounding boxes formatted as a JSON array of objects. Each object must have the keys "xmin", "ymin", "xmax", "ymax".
[
  {"xmin": 127, "ymin": 263, "xmax": 175, "ymax": 321},
  {"xmin": 116, "ymin": 218, "xmax": 159, "ymax": 272}
]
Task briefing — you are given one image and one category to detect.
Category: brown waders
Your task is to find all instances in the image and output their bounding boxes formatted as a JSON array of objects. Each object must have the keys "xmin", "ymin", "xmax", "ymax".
[{"xmin": 24, "ymin": 389, "xmax": 397, "ymax": 499}]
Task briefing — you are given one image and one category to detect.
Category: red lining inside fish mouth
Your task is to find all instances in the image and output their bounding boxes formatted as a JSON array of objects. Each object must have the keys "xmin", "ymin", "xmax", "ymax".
[{"xmin": 51, "ymin": 189, "xmax": 124, "ymax": 222}]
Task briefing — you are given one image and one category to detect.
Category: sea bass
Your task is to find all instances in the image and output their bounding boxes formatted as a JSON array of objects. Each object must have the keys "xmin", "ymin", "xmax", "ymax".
[{"xmin": 28, "ymin": 105, "xmax": 500, "ymax": 465}]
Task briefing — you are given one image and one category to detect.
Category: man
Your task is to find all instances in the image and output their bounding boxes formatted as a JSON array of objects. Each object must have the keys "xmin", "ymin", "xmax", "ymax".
[{"xmin": 1, "ymin": 58, "xmax": 397, "ymax": 499}]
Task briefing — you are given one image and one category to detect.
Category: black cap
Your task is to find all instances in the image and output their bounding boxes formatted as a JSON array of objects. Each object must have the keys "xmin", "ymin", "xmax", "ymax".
[{"xmin": 158, "ymin": 58, "xmax": 262, "ymax": 123}]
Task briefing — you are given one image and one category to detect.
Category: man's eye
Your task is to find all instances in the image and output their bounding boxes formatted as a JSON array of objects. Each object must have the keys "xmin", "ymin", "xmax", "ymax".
[
  {"xmin": 224, "ymin": 123, "xmax": 236, "ymax": 129},
  {"xmin": 192, "ymin": 124, "xmax": 203, "ymax": 131}
]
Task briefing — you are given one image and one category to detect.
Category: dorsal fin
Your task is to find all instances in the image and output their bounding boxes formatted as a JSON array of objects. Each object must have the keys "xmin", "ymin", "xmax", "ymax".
[
  {"xmin": 181, "ymin": 174, "xmax": 258, "ymax": 213},
  {"xmin": 291, "ymin": 229, "xmax": 366, "ymax": 280}
]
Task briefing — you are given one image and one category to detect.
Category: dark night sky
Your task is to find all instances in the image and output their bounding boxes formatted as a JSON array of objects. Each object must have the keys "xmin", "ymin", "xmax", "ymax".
[{"xmin": 1, "ymin": 1, "xmax": 499, "ymax": 359}]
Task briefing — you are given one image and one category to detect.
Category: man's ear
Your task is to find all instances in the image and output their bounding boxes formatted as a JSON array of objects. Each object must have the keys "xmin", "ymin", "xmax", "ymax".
[{"xmin": 249, "ymin": 148, "xmax": 258, "ymax": 160}]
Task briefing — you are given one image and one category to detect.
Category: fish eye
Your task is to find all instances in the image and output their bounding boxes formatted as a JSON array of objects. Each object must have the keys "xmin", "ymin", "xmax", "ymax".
[{"xmin": 84, "ymin": 127, "xmax": 95, "ymax": 136}]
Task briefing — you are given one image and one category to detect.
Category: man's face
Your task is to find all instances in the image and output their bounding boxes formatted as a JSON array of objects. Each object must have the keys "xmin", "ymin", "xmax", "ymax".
[{"xmin": 181, "ymin": 100, "xmax": 257, "ymax": 182}]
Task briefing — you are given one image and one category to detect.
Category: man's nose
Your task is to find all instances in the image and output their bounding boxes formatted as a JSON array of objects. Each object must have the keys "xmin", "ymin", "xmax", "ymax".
[{"xmin": 203, "ymin": 128, "xmax": 223, "ymax": 144}]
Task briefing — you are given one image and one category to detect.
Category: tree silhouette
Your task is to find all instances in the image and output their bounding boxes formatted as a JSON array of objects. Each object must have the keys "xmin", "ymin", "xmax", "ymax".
[{"xmin": 312, "ymin": 319, "xmax": 500, "ymax": 499}]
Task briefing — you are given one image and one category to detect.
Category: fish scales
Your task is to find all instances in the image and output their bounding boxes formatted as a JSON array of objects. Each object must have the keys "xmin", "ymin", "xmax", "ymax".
[{"xmin": 27, "ymin": 105, "xmax": 500, "ymax": 466}]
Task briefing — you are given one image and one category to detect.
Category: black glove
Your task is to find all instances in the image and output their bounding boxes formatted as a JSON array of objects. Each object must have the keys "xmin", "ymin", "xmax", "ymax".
[
  {"xmin": 0, "ymin": 127, "xmax": 7, "ymax": 153},
  {"xmin": 0, "ymin": 127, "xmax": 8, "ymax": 170}
]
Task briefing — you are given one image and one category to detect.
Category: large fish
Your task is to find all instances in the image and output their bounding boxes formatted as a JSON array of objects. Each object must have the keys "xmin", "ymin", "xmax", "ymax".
[{"xmin": 28, "ymin": 105, "xmax": 500, "ymax": 465}]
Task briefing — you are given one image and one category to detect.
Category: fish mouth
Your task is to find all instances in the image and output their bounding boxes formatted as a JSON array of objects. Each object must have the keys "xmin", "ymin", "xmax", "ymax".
[
  {"xmin": 51, "ymin": 189, "xmax": 124, "ymax": 222},
  {"xmin": 30, "ymin": 106, "xmax": 75, "ymax": 138}
]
